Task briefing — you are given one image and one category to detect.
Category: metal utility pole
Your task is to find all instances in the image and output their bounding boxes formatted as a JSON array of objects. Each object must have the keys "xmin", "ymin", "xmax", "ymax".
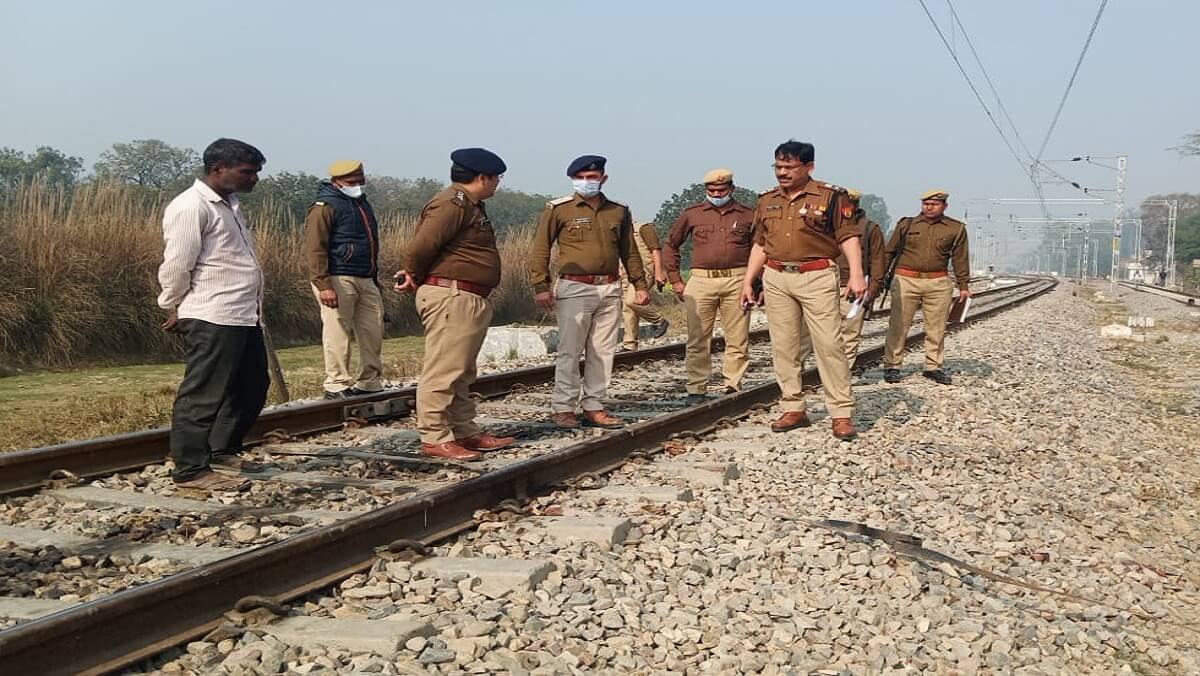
[
  {"xmin": 1166, "ymin": 200, "xmax": 1179, "ymax": 286},
  {"xmin": 1109, "ymin": 154, "xmax": 1127, "ymax": 288}
]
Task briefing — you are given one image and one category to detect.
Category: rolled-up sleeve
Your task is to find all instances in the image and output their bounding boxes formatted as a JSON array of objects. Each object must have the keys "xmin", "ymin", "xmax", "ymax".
[{"xmin": 157, "ymin": 200, "xmax": 205, "ymax": 310}]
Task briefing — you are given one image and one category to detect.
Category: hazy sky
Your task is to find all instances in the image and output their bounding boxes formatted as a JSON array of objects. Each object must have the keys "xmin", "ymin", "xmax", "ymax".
[{"xmin": 3, "ymin": 0, "xmax": 1197, "ymax": 240}]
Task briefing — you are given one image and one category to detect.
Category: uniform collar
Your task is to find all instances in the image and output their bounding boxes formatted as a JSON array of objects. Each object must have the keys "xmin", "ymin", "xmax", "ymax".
[
  {"xmin": 916, "ymin": 214, "xmax": 947, "ymax": 225},
  {"xmin": 573, "ymin": 191, "xmax": 610, "ymax": 209},
  {"xmin": 770, "ymin": 177, "xmax": 821, "ymax": 201},
  {"xmin": 450, "ymin": 183, "xmax": 481, "ymax": 206}
]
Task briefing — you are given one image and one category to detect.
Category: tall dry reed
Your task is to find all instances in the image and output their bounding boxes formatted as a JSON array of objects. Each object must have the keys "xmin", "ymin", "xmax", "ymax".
[{"xmin": 0, "ymin": 180, "xmax": 540, "ymax": 367}]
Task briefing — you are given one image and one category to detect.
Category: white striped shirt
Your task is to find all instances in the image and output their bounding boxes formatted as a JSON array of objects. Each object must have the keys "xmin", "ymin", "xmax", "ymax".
[{"xmin": 157, "ymin": 179, "xmax": 264, "ymax": 326}]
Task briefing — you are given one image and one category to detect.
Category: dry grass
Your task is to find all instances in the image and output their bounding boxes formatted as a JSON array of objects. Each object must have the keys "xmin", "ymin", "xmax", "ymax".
[{"xmin": 0, "ymin": 180, "xmax": 540, "ymax": 368}]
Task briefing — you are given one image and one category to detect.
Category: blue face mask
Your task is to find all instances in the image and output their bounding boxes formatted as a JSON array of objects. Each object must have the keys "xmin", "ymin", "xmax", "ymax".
[
  {"xmin": 707, "ymin": 195, "xmax": 732, "ymax": 207},
  {"xmin": 572, "ymin": 179, "xmax": 602, "ymax": 198}
]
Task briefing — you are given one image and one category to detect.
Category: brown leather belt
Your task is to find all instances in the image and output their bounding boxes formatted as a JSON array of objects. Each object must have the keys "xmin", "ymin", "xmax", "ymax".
[
  {"xmin": 896, "ymin": 267, "xmax": 948, "ymax": 279},
  {"xmin": 766, "ymin": 258, "xmax": 831, "ymax": 274},
  {"xmin": 560, "ymin": 273, "xmax": 619, "ymax": 284},
  {"xmin": 424, "ymin": 275, "xmax": 492, "ymax": 297},
  {"xmin": 690, "ymin": 267, "xmax": 747, "ymax": 278}
]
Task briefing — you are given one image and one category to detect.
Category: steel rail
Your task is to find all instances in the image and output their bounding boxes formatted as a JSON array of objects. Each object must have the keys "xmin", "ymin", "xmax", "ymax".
[
  {"xmin": 1115, "ymin": 281, "xmax": 1198, "ymax": 306},
  {"xmin": 0, "ymin": 279, "xmax": 1055, "ymax": 675},
  {"xmin": 0, "ymin": 279, "xmax": 1027, "ymax": 496}
]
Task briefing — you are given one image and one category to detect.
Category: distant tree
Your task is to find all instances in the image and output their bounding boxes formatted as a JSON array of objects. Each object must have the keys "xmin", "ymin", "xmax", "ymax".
[
  {"xmin": 0, "ymin": 146, "xmax": 84, "ymax": 196},
  {"xmin": 858, "ymin": 193, "xmax": 892, "ymax": 232},
  {"xmin": 1171, "ymin": 130, "xmax": 1200, "ymax": 158},
  {"xmin": 366, "ymin": 176, "xmax": 444, "ymax": 216},
  {"xmin": 652, "ymin": 183, "xmax": 759, "ymax": 270},
  {"xmin": 486, "ymin": 188, "xmax": 554, "ymax": 231},
  {"xmin": 242, "ymin": 171, "xmax": 322, "ymax": 226},
  {"xmin": 93, "ymin": 139, "xmax": 200, "ymax": 193}
]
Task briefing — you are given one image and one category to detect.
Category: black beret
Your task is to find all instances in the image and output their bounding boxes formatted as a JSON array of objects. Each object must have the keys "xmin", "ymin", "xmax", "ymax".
[
  {"xmin": 566, "ymin": 154, "xmax": 606, "ymax": 176},
  {"xmin": 450, "ymin": 147, "xmax": 506, "ymax": 175}
]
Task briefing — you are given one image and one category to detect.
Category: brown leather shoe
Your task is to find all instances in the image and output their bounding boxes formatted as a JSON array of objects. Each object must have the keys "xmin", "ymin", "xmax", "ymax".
[
  {"xmin": 457, "ymin": 434, "xmax": 515, "ymax": 451},
  {"xmin": 831, "ymin": 417, "xmax": 857, "ymax": 440},
  {"xmin": 551, "ymin": 412, "xmax": 580, "ymax": 429},
  {"xmin": 582, "ymin": 409, "xmax": 625, "ymax": 429},
  {"xmin": 420, "ymin": 441, "xmax": 482, "ymax": 461},
  {"xmin": 770, "ymin": 411, "xmax": 811, "ymax": 432}
]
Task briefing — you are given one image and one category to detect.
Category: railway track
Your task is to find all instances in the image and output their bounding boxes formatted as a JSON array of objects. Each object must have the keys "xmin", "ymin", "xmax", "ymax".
[
  {"xmin": 1115, "ymin": 281, "xmax": 1198, "ymax": 306},
  {"xmin": 0, "ymin": 277, "xmax": 1052, "ymax": 675}
]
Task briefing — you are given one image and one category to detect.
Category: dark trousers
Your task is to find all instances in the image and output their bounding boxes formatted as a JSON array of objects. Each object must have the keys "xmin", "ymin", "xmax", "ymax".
[{"xmin": 170, "ymin": 320, "xmax": 270, "ymax": 480}]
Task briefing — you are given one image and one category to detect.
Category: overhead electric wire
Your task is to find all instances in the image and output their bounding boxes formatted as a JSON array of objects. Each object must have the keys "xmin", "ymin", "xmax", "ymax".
[
  {"xmin": 1035, "ymin": 0, "xmax": 1110, "ymax": 161},
  {"xmin": 914, "ymin": 0, "xmax": 1036, "ymax": 188}
]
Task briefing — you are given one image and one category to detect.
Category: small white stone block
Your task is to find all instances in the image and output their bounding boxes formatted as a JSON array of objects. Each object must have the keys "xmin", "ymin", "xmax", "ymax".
[{"xmin": 477, "ymin": 326, "xmax": 560, "ymax": 364}]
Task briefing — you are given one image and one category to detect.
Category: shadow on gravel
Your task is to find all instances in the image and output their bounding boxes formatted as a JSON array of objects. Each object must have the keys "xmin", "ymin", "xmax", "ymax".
[
  {"xmin": 853, "ymin": 388, "xmax": 926, "ymax": 432},
  {"xmin": 942, "ymin": 357, "xmax": 995, "ymax": 377}
]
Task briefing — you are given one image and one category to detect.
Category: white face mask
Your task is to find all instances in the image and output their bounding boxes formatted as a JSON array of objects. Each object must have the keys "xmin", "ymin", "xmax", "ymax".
[
  {"xmin": 338, "ymin": 184, "xmax": 364, "ymax": 199},
  {"xmin": 707, "ymin": 195, "xmax": 732, "ymax": 207},
  {"xmin": 572, "ymin": 179, "xmax": 602, "ymax": 198}
]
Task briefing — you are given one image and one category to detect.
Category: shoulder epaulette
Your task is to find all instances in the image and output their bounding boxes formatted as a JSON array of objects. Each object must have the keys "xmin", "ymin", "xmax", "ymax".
[
  {"xmin": 608, "ymin": 198, "xmax": 629, "ymax": 209},
  {"xmin": 822, "ymin": 183, "xmax": 848, "ymax": 193},
  {"xmin": 945, "ymin": 216, "xmax": 966, "ymax": 227},
  {"xmin": 758, "ymin": 187, "xmax": 777, "ymax": 197},
  {"xmin": 546, "ymin": 195, "xmax": 573, "ymax": 207},
  {"xmin": 313, "ymin": 200, "xmax": 327, "ymax": 207},
  {"xmin": 450, "ymin": 190, "xmax": 467, "ymax": 207}
]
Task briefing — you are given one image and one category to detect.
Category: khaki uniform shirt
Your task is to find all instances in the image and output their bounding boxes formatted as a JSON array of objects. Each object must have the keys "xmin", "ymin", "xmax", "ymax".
[
  {"xmin": 836, "ymin": 213, "xmax": 886, "ymax": 295},
  {"xmin": 885, "ymin": 214, "xmax": 971, "ymax": 290},
  {"xmin": 405, "ymin": 184, "xmax": 502, "ymax": 289},
  {"xmin": 752, "ymin": 178, "xmax": 859, "ymax": 261},
  {"xmin": 664, "ymin": 199, "xmax": 755, "ymax": 282},
  {"xmin": 530, "ymin": 192, "xmax": 647, "ymax": 294},
  {"xmin": 624, "ymin": 223, "xmax": 660, "ymax": 280}
]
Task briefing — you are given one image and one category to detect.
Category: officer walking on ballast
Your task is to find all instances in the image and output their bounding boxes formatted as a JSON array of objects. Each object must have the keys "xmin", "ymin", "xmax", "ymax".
[{"xmin": 881, "ymin": 189, "xmax": 971, "ymax": 385}]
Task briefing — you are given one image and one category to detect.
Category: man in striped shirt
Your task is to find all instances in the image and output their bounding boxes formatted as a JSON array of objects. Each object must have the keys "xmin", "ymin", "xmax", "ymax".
[{"xmin": 157, "ymin": 138, "xmax": 269, "ymax": 491}]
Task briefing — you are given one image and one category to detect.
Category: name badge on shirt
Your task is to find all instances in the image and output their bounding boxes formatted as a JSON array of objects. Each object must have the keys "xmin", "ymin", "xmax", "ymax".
[
  {"xmin": 764, "ymin": 205, "xmax": 782, "ymax": 212},
  {"xmin": 571, "ymin": 217, "xmax": 591, "ymax": 224}
]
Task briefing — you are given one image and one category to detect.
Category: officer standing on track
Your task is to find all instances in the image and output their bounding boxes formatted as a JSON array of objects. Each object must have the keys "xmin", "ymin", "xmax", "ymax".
[
  {"xmin": 881, "ymin": 190, "xmax": 971, "ymax": 385},
  {"xmin": 798, "ymin": 188, "xmax": 886, "ymax": 370},
  {"xmin": 394, "ymin": 148, "xmax": 515, "ymax": 461},
  {"xmin": 739, "ymin": 141, "xmax": 866, "ymax": 440},
  {"xmin": 619, "ymin": 219, "xmax": 670, "ymax": 352},
  {"xmin": 304, "ymin": 160, "xmax": 385, "ymax": 399},
  {"xmin": 531, "ymin": 155, "xmax": 650, "ymax": 430},
  {"xmin": 664, "ymin": 168, "xmax": 755, "ymax": 405}
]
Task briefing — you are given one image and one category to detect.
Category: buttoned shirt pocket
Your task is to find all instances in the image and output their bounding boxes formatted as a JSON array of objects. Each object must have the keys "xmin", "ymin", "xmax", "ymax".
[
  {"xmin": 936, "ymin": 229, "xmax": 959, "ymax": 256},
  {"xmin": 563, "ymin": 218, "xmax": 592, "ymax": 242},
  {"xmin": 728, "ymin": 221, "xmax": 753, "ymax": 245},
  {"xmin": 694, "ymin": 224, "xmax": 715, "ymax": 244}
]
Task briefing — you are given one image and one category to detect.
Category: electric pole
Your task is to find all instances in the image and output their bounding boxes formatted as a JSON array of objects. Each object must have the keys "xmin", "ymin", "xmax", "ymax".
[{"xmin": 1109, "ymin": 154, "xmax": 1127, "ymax": 288}]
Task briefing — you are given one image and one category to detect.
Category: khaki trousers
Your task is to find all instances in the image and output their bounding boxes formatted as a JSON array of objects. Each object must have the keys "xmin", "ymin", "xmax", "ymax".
[
  {"xmin": 415, "ymin": 283, "xmax": 492, "ymax": 445},
  {"xmin": 882, "ymin": 275, "xmax": 954, "ymax": 370},
  {"xmin": 312, "ymin": 275, "xmax": 384, "ymax": 393},
  {"xmin": 762, "ymin": 266, "xmax": 854, "ymax": 418},
  {"xmin": 683, "ymin": 271, "xmax": 750, "ymax": 393},
  {"xmin": 621, "ymin": 279, "xmax": 664, "ymax": 349},
  {"xmin": 552, "ymin": 278, "xmax": 622, "ymax": 413},
  {"xmin": 798, "ymin": 294, "xmax": 869, "ymax": 369}
]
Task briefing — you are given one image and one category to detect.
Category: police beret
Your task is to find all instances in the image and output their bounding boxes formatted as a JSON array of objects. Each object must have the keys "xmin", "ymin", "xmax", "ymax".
[
  {"xmin": 567, "ymin": 155, "xmax": 606, "ymax": 176},
  {"xmin": 921, "ymin": 189, "xmax": 950, "ymax": 201},
  {"xmin": 703, "ymin": 168, "xmax": 733, "ymax": 185},
  {"xmin": 450, "ymin": 147, "xmax": 507, "ymax": 175},
  {"xmin": 328, "ymin": 160, "xmax": 363, "ymax": 177},
  {"xmin": 846, "ymin": 188, "xmax": 862, "ymax": 201}
]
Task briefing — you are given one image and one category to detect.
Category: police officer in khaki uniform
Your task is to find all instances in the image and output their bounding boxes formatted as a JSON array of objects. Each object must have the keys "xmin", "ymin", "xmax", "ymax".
[
  {"xmin": 798, "ymin": 188, "xmax": 886, "ymax": 369},
  {"xmin": 531, "ymin": 155, "xmax": 649, "ymax": 429},
  {"xmin": 664, "ymin": 168, "xmax": 755, "ymax": 405},
  {"xmin": 394, "ymin": 148, "xmax": 515, "ymax": 461},
  {"xmin": 740, "ymin": 141, "xmax": 866, "ymax": 440},
  {"xmin": 305, "ymin": 160, "xmax": 386, "ymax": 399},
  {"xmin": 882, "ymin": 190, "xmax": 971, "ymax": 385},
  {"xmin": 619, "ymin": 221, "xmax": 669, "ymax": 351}
]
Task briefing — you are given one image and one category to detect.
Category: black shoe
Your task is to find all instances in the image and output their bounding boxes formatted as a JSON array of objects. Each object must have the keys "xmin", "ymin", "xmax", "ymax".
[
  {"xmin": 684, "ymin": 393, "xmax": 709, "ymax": 406},
  {"xmin": 648, "ymin": 319, "xmax": 670, "ymax": 339},
  {"xmin": 922, "ymin": 369, "xmax": 952, "ymax": 385},
  {"xmin": 323, "ymin": 390, "xmax": 349, "ymax": 400},
  {"xmin": 883, "ymin": 369, "xmax": 902, "ymax": 384},
  {"xmin": 347, "ymin": 387, "xmax": 382, "ymax": 397}
]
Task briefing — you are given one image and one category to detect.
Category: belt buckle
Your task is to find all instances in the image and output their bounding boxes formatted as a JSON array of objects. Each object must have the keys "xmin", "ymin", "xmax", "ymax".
[{"xmin": 782, "ymin": 264, "xmax": 800, "ymax": 273}]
